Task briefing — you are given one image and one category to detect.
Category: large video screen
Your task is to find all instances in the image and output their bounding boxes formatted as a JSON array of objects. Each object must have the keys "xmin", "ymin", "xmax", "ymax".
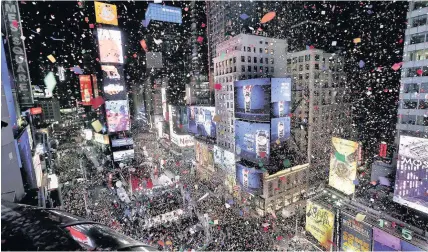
[
  {"xmin": 79, "ymin": 75, "xmax": 93, "ymax": 106},
  {"xmin": 145, "ymin": 3, "xmax": 183, "ymax": 24},
  {"xmin": 188, "ymin": 106, "xmax": 216, "ymax": 138},
  {"xmin": 113, "ymin": 149, "xmax": 134, "ymax": 162},
  {"xmin": 170, "ymin": 105, "xmax": 189, "ymax": 135},
  {"xmin": 195, "ymin": 140, "xmax": 214, "ymax": 172},
  {"xmin": 394, "ymin": 136, "xmax": 428, "ymax": 213},
  {"xmin": 214, "ymin": 145, "xmax": 236, "ymax": 175},
  {"xmin": 97, "ymin": 28, "xmax": 123, "ymax": 64},
  {"xmin": 271, "ymin": 117, "xmax": 291, "ymax": 145},
  {"xmin": 235, "ymin": 120, "xmax": 270, "ymax": 164},
  {"xmin": 341, "ymin": 214, "xmax": 372, "ymax": 252},
  {"xmin": 105, "ymin": 100, "xmax": 130, "ymax": 133},
  {"xmin": 235, "ymin": 78, "xmax": 271, "ymax": 121},
  {"xmin": 271, "ymin": 77, "xmax": 291, "ymax": 102},
  {"xmin": 235, "ymin": 163, "xmax": 264, "ymax": 195},
  {"xmin": 101, "ymin": 65, "xmax": 127, "ymax": 100}
]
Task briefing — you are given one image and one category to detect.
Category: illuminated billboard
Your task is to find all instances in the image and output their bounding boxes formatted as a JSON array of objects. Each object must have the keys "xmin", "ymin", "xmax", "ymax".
[
  {"xmin": 95, "ymin": 2, "xmax": 118, "ymax": 26},
  {"xmin": 188, "ymin": 106, "xmax": 216, "ymax": 138},
  {"xmin": 271, "ymin": 117, "xmax": 291, "ymax": 145},
  {"xmin": 169, "ymin": 105, "xmax": 194, "ymax": 147},
  {"xmin": 235, "ymin": 120, "xmax": 270, "ymax": 164},
  {"xmin": 235, "ymin": 78, "xmax": 271, "ymax": 121},
  {"xmin": 105, "ymin": 100, "xmax": 130, "ymax": 132},
  {"xmin": 94, "ymin": 133, "xmax": 109, "ymax": 145},
  {"xmin": 236, "ymin": 163, "xmax": 264, "ymax": 195},
  {"xmin": 97, "ymin": 28, "xmax": 123, "ymax": 64},
  {"xmin": 195, "ymin": 140, "xmax": 214, "ymax": 172},
  {"xmin": 111, "ymin": 138, "xmax": 134, "ymax": 147},
  {"xmin": 329, "ymin": 137, "xmax": 359, "ymax": 195},
  {"xmin": 341, "ymin": 214, "xmax": 372, "ymax": 252},
  {"xmin": 145, "ymin": 3, "xmax": 183, "ymax": 25},
  {"xmin": 101, "ymin": 65, "xmax": 127, "ymax": 100},
  {"xmin": 214, "ymin": 145, "xmax": 236, "ymax": 174},
  {"xmin": 79, "ymin": 75, "xmax": 93, "ymax": 106},
  {"xmin": 271, "ymin": 77, "xmax": 292, "ymax": 102},
  {"xmin": 305, "ymin": 201, "xmax": 335, "ymax": 250},
  {"xmin": 161, "ymin": 88, "xmax": 167, "ymax": 121},
  {"xmin": 373, "ymin": 227, "xmax": 423, "ymax": 251},
  {"xmin": 394, "ymin": 136, "xmax": 428, "ymax": 213},
  {"xmin": 113, "ymin": 149, "xmax": 134, "ymax": 162}
]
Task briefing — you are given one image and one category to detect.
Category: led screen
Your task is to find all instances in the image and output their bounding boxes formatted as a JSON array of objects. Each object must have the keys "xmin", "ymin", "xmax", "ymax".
[
  {"xmin": 94, "ymin": 1, "xmax": 118, "ymax": 26},
  {"xmin": 341, "ymin": 214, "xmax": 372, "ymax": 252},
  {"xmin": 235, "ymin": 163, "xmax": 264, "ymax": 194},
  {"xmin": 79, "ymin": 75, "xmax": 93, "ymax": 106},
  {"xmin": 271, "ymin": 117, "xmax": 291, "ymax": 145},
  {"xmin": 195, "ymin": 140, "xmax": 214, "ymax": 172},
  {"xmin": 188, "ymin": 106, "xmax": 216, "ymax": 138},
  {"xmin": 214, "ymin": 145, "xmax": 236, "ymax": 174},
  {"xmin": 145, "ymin": 3, "xmax": 183, "ymax": 24},
  {"xmin": 97, "ymin": 28, "xmax": 123, "ymax": 64},
  {"xmin": 111, "ymin": 138, "xmax": 134, "ymax": 147},
  {"xmin": 271, "ymin": 77, "xmax": 292, "ymax": 102},
  {"xmin": 169, "ymin": 105, "xmax": 194, "ymax": 147},
  {"xmin": 105, "ymin": 100, "xmax": 130, "ymax": 132},
  {"xmin": 235, "ymin": 78, "xmax": 271, "ymax": 121},
  {"xmin": 235, "ymin": 120, "xmax": 270, "ymax": 164},
  {"xmin": 101, "ymin": 65, "xmax": 127, "ymax": 100},
  {"xmin": 113, "ymin": 149, "xmax": 135, "ymax": 162}
]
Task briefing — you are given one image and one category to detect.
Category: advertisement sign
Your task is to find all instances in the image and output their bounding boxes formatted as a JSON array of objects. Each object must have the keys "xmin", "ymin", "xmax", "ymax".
[
  {"xmin": 394, "ymin": 136, "xmax": 428, "ymax": 213},
  {"xmin": 30, "ymin": 107, "xmax": 42, "ymax": 115},
  {"xmin": 145, "ymin": 3, "xmax": 183, "ymax": 25},
  {"xmin": 18, "ymin": 129, "xmax": 36, "ymax": 188},
  {"xmin": 2, "ymin": 0, "xmax": 34, "ymax": 105},
  {"xmin": 341, "ymin": 214, "xmax": 372, "ymax": 252},
  {"xmin": 105, "ymin": 100, "xmax": 130, "ymax": 132},
  {"xmin": 305, "ymin": 201, "xmax": 335, "ymax": 250},
  {"xmin": 170, "ymin": 134, "xmax": 194, "ymax": 148},
  {"xmin": 97, "ymin": 28, "xmax": 123, "ymax": 64},
  {"xmin": 188, "ymin": 106, "xmax": 216, "ymax": 138},
  {"xmin": 169, "ymin": 105, "xmax": 194, "ymax": 147},
  {"xmin": 94, "ymin": 133, "xmax": 109, "ymax": 145},
  {"xmin": 235, "ymin": 120, "xmax": 270, "ymax": 164},
  {"xmin": 111, "ymin": 138, "xmax": 134, "ymax": 147},
  {"xmin": 235, "ymin": 163, "xmax": 264, "ymax": 194},
  {"xmin": 195, "ymin": 141, "xmax": 214, "ymax": 172},
  {"xmin": 113, "ymin": 149, "xmax": 135, "ymax": 161},
  {"xmin": 33, "ymin": 155, "xmax": 42, "ymax": 188},
  {"xmin": 91, "ymin": 74, "xmax": 99, "ymax": 98},
  {"xmin": 161, "ymin": 88, "xmax": 167, "ymax": 121},
  {"xmin": 101, "ymin": 65, "xmax": 127, "ymax": 100},
  {"xmin": 271, "ymin": 117, "xmax": 291, "ymax": 144},
  {"xmin": 329, "ymin": 137, "xmax": 359, "ymax": 195},
  {"xmin": 79, "ymin": 75, "xmax": 93, "ymax": 106},
  {"xmin": 94, "ymin": 1, "xmax": 118, "ymax": 26},
  {"xmin": 214, "ymin": 145, "xmax": 236, "ymax": 173},
  {"xmin": 379, "ymin": 142, "xmax": 387, "ymax": 158},
  {"xmin": 235, "ymin": 78, "xmax": 271, "ymax": 121},
  {"xmin": 373, "ymin": 227, "xmax": 423, "ymax": 251},
  {"xmin": 271, "ymin": 77, "xmax": 292, "ymax": 102},
  {"xmin": 83, "ymin": 129, "xmax": 93, "ymax": 140}
]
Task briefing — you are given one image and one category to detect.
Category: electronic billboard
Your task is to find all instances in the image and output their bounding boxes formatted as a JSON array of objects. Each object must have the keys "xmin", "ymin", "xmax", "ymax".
[
  {"xmin": 79, "ymin": 75, "xmax": 93, "ymax": 106},
  {"xmin": 97, "ymin": 28, "xmax": 123, "ymax": 64},
  {"xmin": 235, "ymin": 78, "xmax": 271, "ymax": 121},
  {"xmin": 105, "ymin": 100, "xmax": 130, "ymax": 133},
  {"xmin": 235, "ymin": 163, "xmax": 264, "ymax": 195},
  {"xmin": 235, "ymin": 120, "xmax": 270, "ymax": 164},
  {"xmin": 145, "ymin": 3, "xmax": 183, "ymax": 25},
  {"xmin": 271, "ymin": 117, "xmax": 291, "ymax": 145},
  {"xmin": 169, "ymin": 105, "xmax": 194, "ymax": 147},
  {"xmin": 101, "ymin": 65, "xmax": 127, "ymax": 100},
  {"xmin": 188, "ymin": 106, "xmax": 216, "ymax": 138}
]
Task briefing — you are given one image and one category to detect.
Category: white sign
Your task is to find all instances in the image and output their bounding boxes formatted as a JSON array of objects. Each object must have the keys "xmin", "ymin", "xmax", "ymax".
[
  {"xmin": 113, "ymin": 149, "xmax": 134, "ymax": 161},
  {"xmin": 33, "ymin": 155, "xmax": 42, "ymax": 187}
]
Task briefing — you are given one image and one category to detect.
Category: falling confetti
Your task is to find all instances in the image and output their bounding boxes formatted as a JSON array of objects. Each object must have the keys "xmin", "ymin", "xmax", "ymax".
[{"xmin": 260, "ymin": 11, "xmax": 276, "ymax": 24}]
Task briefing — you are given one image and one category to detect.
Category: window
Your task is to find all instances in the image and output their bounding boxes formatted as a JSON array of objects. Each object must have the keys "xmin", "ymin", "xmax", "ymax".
[
  {"xmin": 260, "ymin": 66, "xmax": 263, "ymax": 72},
  {"xmin": 270, "ymin": 58, "xmax": 274, "ymax": 64},
  {"xmin": 241, "ymin": 56, "xmax": 245, "ymax": 62},
  {"xmin": 305, "ymin": 55, "xmax": 311, "ymax": 61},
  {"xmin": 293, "ymin": 57, "xmax": 297, "ymax": 63},
  {"xmin": 409, "ymin": 49, "xmax": 428, "ymax": 61},
  {"xmin": 414, "ymin": 1, "xmax": 428, "ymax": 10},
  {"xmin": 259, "ymin": 48, "xmax": 263, "ymax": 53},
  {"xmin": 259, "ymin": 41, "xmax": 263, "ymax": 44},
  {"xmin": 265, "ymin": 67, "xmax": 269, "ymax": 73},
  {"xmin": 412, "ymin": 15, "xmax": 427, "ymax": 28},
  {"xmin": 416, "ymin": 115, "xmax": 428, "ymax": 126},
  {"xmin": 270, "ymin": 49, "xmax": 274, "ymax": 54},
  {"xmin": 271, "ymin": 67, "xmax": 274, "ymax": 73},
  {"xmin": 315, "ymin": 64, "xmax": 319, "ymax": 70},
  {"xmin": 286, "ymin": 67, "xmax": 291, "ymax": 72},
  {"xmin": 243, "ymin": 46, "xmax": 246, "ymax": 52},
  {"xmin": 233, "ymin": 66, "xmax": 236, "ymax": 72},
  {"xmin": 265, "ymin": 48, "xmax": 268, "ymax": 54},
  {"xmin": 421, "ymin": 83, "xmax": 428, "ymax": 93},
  {"xmin": 410, "ymin": 33, "xmax": 426, "ymax": 44},
  {"xmin": 315, "ymin": 55, "xmax": 320, "ymax": 61},
  {"xmin": 248, "ymin": 66, "xmax": 251, "ymax": 72},
  {"xmin": 305, "ymin": 73, "xmax": 310, "ymax": 79},
  {"xmin": 298, "ymin": 56, "xmax": 304, "ymax": 62},
  {"xmin": 254, "ymin": 66, "xmax": 257, "ymax": 72},
  {"xmin": 247, "ymin": 46, "xmax": 251, "ymax": 52},
  {"xmin": 253, "ymin": 47, "xmax": 256, "ymax": 53},
  {"xmin": 265, "ymin": 41, "xmax": 268, "ymax": 45},
  {"xmin": 287, "ymin": 59, "xmax": 292, "ymax": 64},
  {"xmin": 306, "ymin": 64, "xmax": 310, "ymax": 70},
  {"xmin": 254, "ymin": 57, "xmax": 257, "ymax": 63},
  {"xmin": 419, "ymin": 99, "xmax": 428, "ymax": 109},
  {"xmin": 403, "ymin": 99, "xmax": 418, "ymax": 109},
  {"xmin": 242, "ymin": 66, "xmax": 245, "ymax": 72},
  {"xmin": 299, "ymin": 65, "xmax": 303, "ymax": 71},
  {"xmin": 233, "ymin": 57, "xmax": 236, "ymax": 63}
]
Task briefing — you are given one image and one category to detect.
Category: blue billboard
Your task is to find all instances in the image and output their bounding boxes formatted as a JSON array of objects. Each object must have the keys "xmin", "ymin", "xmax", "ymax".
[
  {"xmin": 271, "ymin": 117, "xmax": 291, "ymax": 144},
  {"xmin": 236, "ymin": 163, "xmax": 264, "ymax": 194},
  {"xmin": 340, "ymin": 214, "xmax": 372, "ymax": 252},
  {"xmin": 145, "ymin": 3, "xmax": 182, "ymax": 25},
  {"xmin": 18, "ymin": 129, "xmax": 36, "ymax": 188},
  {"xmin": 271, "ymin": 101, "xmax": 291, "ymax": 118},
  {"xmin": 235, "ymin": 120, "xmax": 270, "ymax": 164},
  {"xmin": 187, "ymin": 106, "xmax": 216, "ymax": 138},
  {"xmin": 372, "ymin": 227, "xmax": 424, "ymax": 251},
  {"xmin": 235, "ymin": 78, "xmax": 271, "ymax": 121},
  {"xmin": 271, "ymin": 77, "xmax": 292, "ymax": 102}
]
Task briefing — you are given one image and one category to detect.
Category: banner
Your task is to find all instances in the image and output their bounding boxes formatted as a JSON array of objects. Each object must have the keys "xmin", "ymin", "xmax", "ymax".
[
  {"xmin": 94, "ymin": 1, "xmax": 118, "ymax": 26},
  {"xmin": 341, "ymin": 214, "xmax": 372, "ymax": 251},
  {"xmin": 305, "ymin": 201, "xmax": 335, "ymax": 250},
  {"xmin": 329, "ymin": 137, "xmax": 359, "ymax": 195}
]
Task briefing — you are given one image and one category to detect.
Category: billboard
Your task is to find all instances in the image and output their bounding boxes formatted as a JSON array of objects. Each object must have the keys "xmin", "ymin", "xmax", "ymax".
[
  {"xmin": 188, "ymin": 106, "xmax": 216, "ymax": 138},
  {"xmin": 91, "ymin": 74, "xmax": 99, "ymax": 98},
  {"xmin": 168, "ymin": 105, "xmax": 194, "ymax": 147},
  {"xmin": 235, "ymin": 78, "xmax": 271, "ymax": 121},
  {"xmin": 236, "ymin": 163, "xmax": 264, "ymax": 194},
  {"xmin": 79, "ymin": 75, "xmax": 93, "ymax": 106},
  {"xmin": 214, "ymin": 145, "xmax": 236, "ymax": 174},
  {"xmin": 373, "ymin": 227, "xmax": 424, "ymax": 251},
  {"xmin": 145, "ymin": 3, "xmax": 183, "ymax": 25},
  {"xmin": 30, "ymin": 107, "xmax": 42, "ymax": 115},
  {"xmin": 18, "ymin": 129, "xmax": 36, "ymax": 188},
  {"xmin": 305, "ymin": 201, "xmax": 335, "ymax": 250},
  {"xmin": 235, "ymin": 120, "xmax": 270, "ymax": 164},
  {"xmin": 341, "ymin": 214, "xmax": 372, "ymax": 252},
  {"xmin": 329, "ymin": 137, "xmax": 359, "ymax": 195},
  {"xmin": 161, "ymin": 88, "xmax": 167, "ymax": 121},
  {"xmin": 394, "ymin": 136, "xmax": 428, "ymax": 213},
  {"xmin": 271, "ymin": 77, "xmax": 292, "ymax": 103},
  {"xmin": 271, "ymin": 117, "xmax": 291, "ymax": 145},
  {"xmin": 101, "ymin": 65, "xmax": 127, "ymax": 100},
  {"xmin": 195, "ymin": 141, "xmax": 214, "ymax": 172},
  {"xmin": 97, "ymin": 28, "xmax": 123, "ymax": 64},
  {"xmin": 94, "ymin": 1, "xmax": 118, "ymax": 26},
  {"xmin": 111, "ymin": 138, "xmax": 134, "ymax": 147},
  {"xmin": 33, "ymin": 155, "xmax": 42, "ymax": 188},
  {"xmin": 113, "ymin": 149, "xmax": 135, "ymax": 161},
  {"xmin": 94, "ymin": 133, "xmax": 109, "ymax": 145},
  {"xmin": 105, "ymin": 100, "xmax": 130, "ymax": 132}
]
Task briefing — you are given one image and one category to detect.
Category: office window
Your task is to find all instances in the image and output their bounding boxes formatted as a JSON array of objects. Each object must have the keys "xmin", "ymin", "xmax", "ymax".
[
  {"xmin": 248, "ymin": 56, "xmax": 251, "ymax": 63},
  {"xmin": 260, "ymin": 48, "xmax": 263, "ymax": 53},
  {"xmin": 265, "ymin": 41, "xmax": 268, "ymax": 45},
  {"xmin": 293, "ymin": 57, "xmax": 297, "ymax": 63},
  {"xmin": 271, "ymin": 67, "xmax": 274, "ymax": 73},
  {"xmin": 260, "ymin": 66, "xmax": 263, "ymax": 72},
  {"xmin": 243, "ymin": 46, "xmax": 246, "ymax": 52},
  {"xmin": 265, "ymin": 48, "xmax": 268, "ymax": 54},
  {"xmin": 305, "ymin": 55, "xmax": 311, "ymax": 61},
  {"xmin": 254, "ymin": 57, "xmax": 257, "ymax": 63},
  {"xmin": 248, "ymin": 66, "xmax": 251, "ymax": 72},
  {"xmin": 270, "ymin": 58, "xmax": 274, "ymax": 64},
  {"xmin": 305, "ymin": 73, "xmax": 310, "ymax": 79},
  {"xmin": 233, "ymin": 57, "xmax": 236, "ymax": 63},
  {"xmin": 253, "ymin": 47, "xmax": 256, "ymax": 53},
  {"xmin": 241, "ymin": 56, "xmax": 245, "ymax": 62},
  {"xmin": 247, "ymin": 46, "xmax": 251, "ymax": 52},
  {"xmin": 410, "ymin": 33, "xmax": 426, "ymax": 44},
  {"xmin": 254, "ymin": 66, "xmax": 257, "ymax": 72},
  {"xmin": 315, "ymin": 55, "xmax": 320, "ymax": 61},
  {"xmin": 412, "ymin": 15, "xmax": 427, "ymax": 28},
  {"xmin": 270, "ymin": 49, "xmax": 274, "ymax": 55},
  {"xmin": 265, "ymin": 67, "xmax": 269, "ymax": 73},
  {"xmin": 242, "ymin": 65, "xmax": 245, "ymax": 72},
  {"xmin": 299, "ymin": 65, "xmax": 303, "ymax": 71},
  {"xmin": 414, "ymin": 1, "xmax": 428, "ymax": 10},
  {"xmin": 298, "ymin": 56, "xmax": 304, "ymax": 62},
  {"xmin": 259, "ymin": 41, "xmax": 263, "ymax": 44},
  {"xmin": 287, "ymin": 59, "xmax": 292, "ymax": 64},
  {"xmin": 306, "ymin": 64, "xmax": 310, "ymax": 70},
  {"xmin": 234, "ymin": 66, "xmax": 236, "ymax": 72},
  {"xmin": 315, "ymin": 64, "xmax": 319, "ymax": 70}
]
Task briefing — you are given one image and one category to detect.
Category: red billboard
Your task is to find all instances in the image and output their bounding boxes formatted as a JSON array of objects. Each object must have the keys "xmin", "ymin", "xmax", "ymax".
[
  {"xmin": 79, "ymin": 75, "xmax": 93, "ymax": 106},
  {"xmin": 30, "ymin": 107, "xmax": 42, "ymax": 115},
  {"xmin": 91, "ymin": 74, "xmax": 99, "ymax": 98},
  {"xmin": 379, "ymin": 142, "xmax": 387, "ymax": 158}
]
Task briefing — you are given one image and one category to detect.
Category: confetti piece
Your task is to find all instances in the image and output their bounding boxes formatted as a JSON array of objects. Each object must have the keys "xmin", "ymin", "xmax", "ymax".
[
  {"xmin": 353, "ymin": 179, "xmax": 359, "ymax": 185},
  {"xmin": 359, "ymin": 60, "xmax": 365, "ymax": 68},
  {"xmin": 198, "ymin": 193, "xmax": 209, "ymax": 202},
  {"xmin": 184, "ymin": 7, "xmax": 188, "ymax": 12},
  {"xmin": 157, "ymin": 240, "xmax": 164, "ymax": 246},
  {"xmin": 89, "ymin": 23, "xmax": 94, "ymax": 28},
  {"xmin": 213, "ymin": 115, "xmax": 221, "ymax": 122},
  {"xmin": 36, "ymin": 28, "xmax": 41, "ymax": 33},
  {"xmin": 355, "ymin": 213, "xmax": 366, "ymax": 222},
  {"xmin": 332, "ymin": 41, "xmax": 337, "ymax": 46},
  {"xmin": 44, "ymin": 72, "xmax": 57, "ymax": 92},
  {"xmin": 262, "ymin": 223, "xmax": 270, "ymax": 227},
  {"xmin": 275, "ymin": 139, "xmax": 280, "ymax": 145},
  {"xmin": 197, "ymin": 36, "xmax": 204, "ymax": 43},
  {"xmin": 260, "ymin": 11, "xmax": 276, "ymax": 24},
  {"xmin": 416, "ymin": 69, "xmax": 423, "ymax": 76},
  {"xmin": 47, "ymin": 54, "xmax": 56, "ymax": 63},
  {"xmin": 165, "ymin": 241, "xmax": 172, "ymax": 246},
  {"xmin": 353, "ymin": 37, "xmax": 361, "ymax": 44},
  {"xmin": 259, "ymin": 152, "xmax": 266, "ymax": 158},
  {"xmin": 154, "ymin": 38, "xmax": 163, "ymax": 45},
  {"xmin": 140, "ymin": 40, "xmax": 148, "ymax": 52},
  {"xmin": 214, "ymin": 219, "xmax": 218, "ymax": 225},
  {"xmin": 201, "ymin": 23, "xmax": 206, "ymax": 28},
  {"xmin": 225, "ymin": 203, "xmax": 230, "ymax": 208},
  {"xmin": 240, "ymin": 13, "xmax": 249, "ymax": 20},
  {"xmin": 92, "ymin": 120, "xmax": 103, "ymax": 132},
  {"xmin": 214, "ymin": 83, "xmax": 222, "ymax": 90},
  {"xmin": 72, "ymin": 66, "xmax": 83, "ymax": 74},
  {"xmin": 283, "ymin": 159, "xmax": 291, "ymax": 168},
  {"xmin": 391, "ymin": 62, "xmax": 402, "ymax": 71}
]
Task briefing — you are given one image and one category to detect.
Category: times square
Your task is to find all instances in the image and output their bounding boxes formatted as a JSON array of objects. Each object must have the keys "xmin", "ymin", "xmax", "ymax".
[{"xmin": 1, "ymin": 0, "xmax": 428, "ymax": 251}]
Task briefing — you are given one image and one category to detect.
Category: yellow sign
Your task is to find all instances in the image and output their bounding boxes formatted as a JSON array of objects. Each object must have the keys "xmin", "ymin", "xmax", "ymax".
[
  {"xmin": 329, "ymin": 137, "xmax": 359, "ymax": 195},
  {"xmin": 95, "ymin": 2, "xmax": 118, "ymax": 26},
  {"xmin": 305, "ymin": 201, "xmax": 335, "ymax": 250}
]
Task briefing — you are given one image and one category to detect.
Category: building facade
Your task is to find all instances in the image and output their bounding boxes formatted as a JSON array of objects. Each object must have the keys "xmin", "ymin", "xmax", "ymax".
[{"xmin": 38, "ymin": 98, "xmax": 61, "ymax": 123}]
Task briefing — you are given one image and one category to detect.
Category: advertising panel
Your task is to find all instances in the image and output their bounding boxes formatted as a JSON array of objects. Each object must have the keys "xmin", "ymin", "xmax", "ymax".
[
  {"xmin": 235, "ymin": 120, "xmax": 270, "ymax": 164},
  {"xmin": 341, "ymin": 214, "xmax": 372, "ymax": 252},
  {"xmin": 105, "ymin": 100, "xmax": 130, "ymax": 132},
  {"xmin": 79, "ymin": 75, "xmax": 93, "ymax": 106},
  {"xmin": 161, "ymin": 88, "xmax": 167, "ymax": 121},
  {"xmin": 188, "ymin": 106, "xmax": 216, "ymax": 138},
  {"xmin": 91, "ymin": 74, "xmax": 99, "ymax": 98},
  {"xmin": 94, "ymin": 133, "xmax": 109, "ymax": 145},
  {"xmin": 18, "ymin": 129, "xmax": 36, "ymax": 188},
  {"xmin": 195, "ymin": 141, "xmax": 214, "ymax": 172},
  {"xmin": 393, "ymin": 136, "xmax": 428, "ymax": 213},
  {"xmin": 94, "ymin": 1, "xmax": 118, "ymax": 26},
  {"xmin": 169, "ymin": 105, "xmax": 194, "ymax": 147},
  {"xmin": 271, "ymin": 117, "xmax": 291, "ymax": 145},
  {"xmin": 329, "ymin": 137, "xmax": 359, "ymax": 195},
  {"xmin": 97, "ymin": 28, "xmax": 123, "ymax": 64},
  {"xmin": 235, "ymin": 163, "xmax": 264, "ymax": 194},
  {"xmin": 101, "ymin": 65, "xmax": 127, "ymax": 100},
  {"xmin": 271, "ymin": 77, "xmax": 292, "ymax": 103},
  {"xmin": 33, "ymin": 155, "xmax": 42, "ymax": 188},
  {"xmin": 111, "ymin": 138, "xmax": 134, "ymax": 147},
  {"xmin": 214, "ymin": 145, "xmax": 236, "ymax": 174},
  {"xmin": 235, "ymin": 78, "xmax": 271, "ymax": 121},
  {"xmin": 373, "ymin": 227, "xmax": 424, "ymax": 251},
  {"xmin": 113, "ymin": 149, "xmax": 135, "ymax": 162},
  {"xmin": 145, "ymin": 3, "xmax": 183, "ymax": 25},
  {"xmin": 305, "ymin": 201, "xmax": 335, "ymax": 250}
]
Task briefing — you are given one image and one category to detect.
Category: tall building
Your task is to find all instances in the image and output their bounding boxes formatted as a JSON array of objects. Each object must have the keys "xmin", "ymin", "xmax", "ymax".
[
  {"xmin": 213, "ymin": 34, "xmax": 287, "ymax": 152},
  {"xmin": 286, "ymin": 49, "xmax": 352, "ymax": 188},
  {"xmin": 38, "ymin": 98, "xmax": 61, "ymax": 123}
]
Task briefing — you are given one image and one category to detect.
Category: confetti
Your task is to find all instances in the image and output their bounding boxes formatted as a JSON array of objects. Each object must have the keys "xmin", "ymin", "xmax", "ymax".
[
  {"xmin": 260, "ymin": 11, "xmax": 276, "ymax": 24},
  {"xmin": 391, "ymin": 62, "xmax": 402, "ymax": 71},
  {"xmin": 353, "ymin": 37, "xmax": 361, "ymax": 44},
  {"xmin": 47, "ymin": 54, "xmax": 56, "ymax": 63},
  {"xmin": 355, "ymin": 213, "xmax": 366, "ymax": 222},
  {"xmin": 44, "ymin": 72, "xmax": 57, "ymax": 92}
]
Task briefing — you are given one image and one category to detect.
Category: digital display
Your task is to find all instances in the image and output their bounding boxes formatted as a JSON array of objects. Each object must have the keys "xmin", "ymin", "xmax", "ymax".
[
  {"xmin": 214, "ymin": 145, "xmax": 236, "ymax": 174},
  {"xmin": 393, "ymin": 136, "xmax": 428, "ymax": 214},
  {"xmin": 271, "ymin": 117, "xmax": 291, "ymax": 145},
  {"xmin": 18, "ymin": 130, "xmax": 36, "ymax": 188},
  {"xmin": 101, "ymin": 65, "xmax": 127, "ymax": 100},
  {"xmin": 305, "ymin": 201, "xmax": 335, "ymax": 250},
  {"xmin": 271, "ymin": 101, "xmax": 291, "ymax": 118},
  {"xmin": 105, "ymin": 100, "xmax": 130, "ymax": 132},
  {"xmin": 97, "ymin": 28, "xmax": 123, "ymax": 64},
  {"xmin": 111, "ymin": 138, "xmax": 134, "ymax": 147},
  {"xmin": 341, "ymin": 214, "xmax": 372, "ymax": 252},
  {"xmin": 95, "ymin": 1, "xmax": 118, "ymax": 26},
  {"xmin": 235, "ymin": 163, "xmax": 264, "ymax": 194},
  {"xmin": 169, "ymin": 105, "xmax": 194, "ymax": 147},
  {"xmin": 79, "ymin": 75, "xmax": 93, "ymax": 106},
  {"xmin": 195, "ymin": 140, "xmax": 214, "ymax": 172},
  {"xmin": 235, "ymin": 120, "xmax": 270, "ymax": 164},
  {"xmin": 271, "ymin": 77, "xmax": 292, "ymax": 102},
  {"xmin": 188, "ymin": 106, "xmax": 216, "ymax": 138},
  {"xmin": 113, "ymin": 149, "xmax": 134, "ymax": 162},
  {"xmin": 235, "ymin": 78, "xmax": 271, "ymax": 121},
  {"xmin": 145, "ymin": 3, "xmax": 183, "ymax": 24}
]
